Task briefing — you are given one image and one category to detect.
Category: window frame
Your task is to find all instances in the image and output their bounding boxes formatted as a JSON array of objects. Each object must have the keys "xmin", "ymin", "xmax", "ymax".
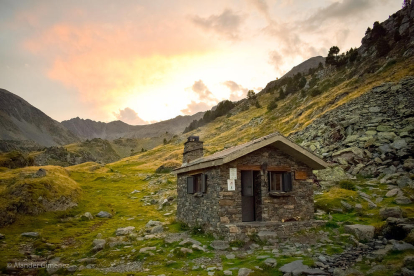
[
  {"xmin": 186, "ymin": 173, "xmax": 207, "ymax": 194},
  {"xmin": 268, "ymin": 171, "xmax": 292, "ymax": 193}
]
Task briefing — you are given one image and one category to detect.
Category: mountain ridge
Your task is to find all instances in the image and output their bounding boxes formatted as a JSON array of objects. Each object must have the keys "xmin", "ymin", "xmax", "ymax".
[{"xmin": 0, "ymin": 88, "xmax": 80, "ymax": 147}]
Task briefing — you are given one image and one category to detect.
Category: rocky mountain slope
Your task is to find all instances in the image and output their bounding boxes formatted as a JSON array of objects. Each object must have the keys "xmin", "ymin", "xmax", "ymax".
[
  {"xmin": 0, "ymin": 89, "xmax": 80, "ymax": 147},
  {"xmin": 62, "ymin": 112, "xmax": 204, "ymax": 141},
  {"xmin": 282, "ymin": 56, "xmax": 325, "ymax": 79},
  {"xmin": 291, "ymin": 77, "xmax": 414, "ymax": 185}
]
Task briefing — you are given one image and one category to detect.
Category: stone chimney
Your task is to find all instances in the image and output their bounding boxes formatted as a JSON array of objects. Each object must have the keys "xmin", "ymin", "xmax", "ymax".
[{"xmin": 183, "ymin": 136, "xmax": 203, "ymax": 164}]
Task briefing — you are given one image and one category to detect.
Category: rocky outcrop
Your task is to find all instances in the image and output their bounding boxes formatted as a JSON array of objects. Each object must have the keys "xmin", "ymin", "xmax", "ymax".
[
  {"xmin": 33, "ymin": 138, "xmax": 120, "ymax": 166},
  {"xmin": 291, "ymin": 77, "xmax": 414, "ymax": 181}
]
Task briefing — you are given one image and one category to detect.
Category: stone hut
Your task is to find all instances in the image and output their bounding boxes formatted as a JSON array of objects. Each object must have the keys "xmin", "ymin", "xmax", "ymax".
[{"xmin": 174, "ymin": 132, "xmax": 329, "ymax": 240}]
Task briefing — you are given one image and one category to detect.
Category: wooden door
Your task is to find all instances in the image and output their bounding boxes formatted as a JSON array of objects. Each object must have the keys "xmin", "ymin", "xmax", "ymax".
[{"xmin": 241, "ymin": 170, "xmax": 255, "ymax": 222}]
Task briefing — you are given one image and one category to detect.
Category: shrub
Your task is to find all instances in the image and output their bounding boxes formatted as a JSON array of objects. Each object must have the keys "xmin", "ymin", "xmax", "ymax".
[
  {"xmin": 339, "ymin": 180, "xmax": 356, "ymax": 191},
  {"xmin": 376, "ymin": 38, "xmax": 391, "ymax": 57},
  {"xmin": 325, "ymin": 221, "xmax": 339, "ymax": 228},
  {"xmin": 267, "ymin": 101, "xmax": 278, "ymax": 111},
  {"xmin": 310, "ymin": 89, "xmax": 322, "ymax": 97},
  {"xmin": 229, "ymin": 240, "xmax": 245, "ymax": 248},
  {"xmin": 254, "ymin": 100, "xmax": 261, "ymax": 108}
]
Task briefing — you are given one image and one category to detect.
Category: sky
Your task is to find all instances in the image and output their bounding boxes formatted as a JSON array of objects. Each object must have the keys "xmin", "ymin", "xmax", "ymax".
[{"xmin": 0, "ymin": 0, "xmax": 402, "ymax": 125}]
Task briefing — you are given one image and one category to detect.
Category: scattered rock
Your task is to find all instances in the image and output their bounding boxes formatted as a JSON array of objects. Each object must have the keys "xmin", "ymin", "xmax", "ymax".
[
  {"xmin": 380, "ymin": 207, "xmax": 403, "ymax": 220},
  {"xmin": 92, "ymin": 239, "xmax": 106, "ymax": 252},
  {"xmin": 367, "ymin": 265, "xmax": 386, "ymax": 275},
  {"xmin": 341, "ymin": 200, "xmax": 353, "ymax": 210},
  {"xmin": 150, "ymin": 225, "xmax": 164, "ymax": 234},
  {"xmin": 146, "ymin": 220, "xmax": 162, "ymax": 228},
  {"xmin": 116, "ymin": 226, "xmax": 135, "ymax": 236},
  {"xmin": 36, "ymin": 168, "xmax": 47, "ymax": 177},
  {"xmin": 210, "ymin": 240, "xmax": 230, "ymax": 250},
  {"xmin": 0, "ymin": 233, "xmax": 5, "ymax": 239},
  {"xmin": 67, "ymin": 265, "xmax": 78, "ymax": 272},
  {"xmin": 224, "ymin": 270, "xmax": 233, "ymax": 275},
  {"xmin": 393, "ymin": 241, "xmax": 414, "ymax": 251},
  {"xmin": 179, "ymin": 238, "xmax": 202, "ymax": 246},
  {"xmin": 226, "ymin": 254, "xmax": 235, "ymax": 259},
  {"xmin": 396, "ymin": 196, "xmax": 412, "ymax": 205},
  {"xmin": 21, "ymin": 232, "xmax": 40, "ymax": 238},
  {"xmin": 139, "ymin": 246, "xmax": 156, "ymax": 253},
  {"xmin": 238, "ymin": 268, "xmax": 253, "ymax": 276},
  {"xmin": 385, "ymin": 188, "xmax": 401, "ymax": 197},
  {"xmin": 96, "ymin": 211, "xmax": 112, "ymax": 218},
  {"xmin": 192, "ymin": 244, "xmax": 206, "ymax": 252},
  {"xmin": 81, "ymin": 212, "xmax": 94, "ymax": 220},
  {"xmin": 264, "ymin": 258, "xmax": 277, "ymax": 267},
  {"xmin": 344, "ymin": 225, "xmax": 375, "ymax": 241},
  {"xmin": 180, "ymin": 247, "xmax": 193, "ymax": 254}
]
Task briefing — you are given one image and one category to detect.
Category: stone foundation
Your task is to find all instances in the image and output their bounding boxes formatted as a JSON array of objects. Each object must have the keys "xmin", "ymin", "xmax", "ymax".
[{"xmin": 217, "ymin": 220, "xmax": 326, "ymax": 241}]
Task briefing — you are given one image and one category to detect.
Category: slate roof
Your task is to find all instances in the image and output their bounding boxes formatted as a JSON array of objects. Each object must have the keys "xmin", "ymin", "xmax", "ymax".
[{"xmin": 173, "ymin": 132, "xmax": 329, "ymax": 174}]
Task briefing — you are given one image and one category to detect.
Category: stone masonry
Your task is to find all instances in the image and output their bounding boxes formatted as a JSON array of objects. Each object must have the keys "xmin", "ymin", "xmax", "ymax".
[{"xmin": 176, "ymin": 144, "xmax": 316, "ymax": 239}]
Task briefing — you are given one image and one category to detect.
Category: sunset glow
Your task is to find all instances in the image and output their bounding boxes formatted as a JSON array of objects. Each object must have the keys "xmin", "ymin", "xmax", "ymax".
[{"xmin": 0, "ymin": 0, "xmax": 401, "ymax": 124}]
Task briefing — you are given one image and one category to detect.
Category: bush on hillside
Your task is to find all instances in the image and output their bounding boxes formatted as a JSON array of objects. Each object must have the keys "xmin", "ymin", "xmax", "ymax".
[
  {"xmin": 339, "ymin": 180, "xmax": 356, "ymax": 191},
  {"xmin": 267, "ymin": 100, "xmax": 278, "ymax": 111}
]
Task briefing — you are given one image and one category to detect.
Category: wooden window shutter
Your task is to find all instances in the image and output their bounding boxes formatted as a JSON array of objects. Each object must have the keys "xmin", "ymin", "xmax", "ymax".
[
  {"xmin": 201, "ymin": 174, "xmax": 207, "ymax": 193},
  {"xmin": 187, "ymin": 176, "xmax": 194, "ymax": 194},
  {"xmin": 267, "ymin": 172, "xmax": 271, "ymax": 191},
  {"xmin": 282, "ymin": 172, "xmax": 293, "ymax": 192}
]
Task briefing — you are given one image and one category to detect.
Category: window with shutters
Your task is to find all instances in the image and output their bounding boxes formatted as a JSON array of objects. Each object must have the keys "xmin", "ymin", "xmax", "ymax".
[
  {"xmin": 268, "ymin": 172, "xmax": 292, "ymax": 193},
  {"xmin": 187, "ymin": 173, "xmax": 207, "ymax": 194}
]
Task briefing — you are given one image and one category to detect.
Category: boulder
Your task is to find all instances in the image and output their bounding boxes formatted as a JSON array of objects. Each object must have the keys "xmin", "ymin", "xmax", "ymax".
[
  {"xmin": 238, "ymin": 268, "xmax": 253, "ymax": 276},
  {"xmin": 0, "ymin": 233, "xmax": 5, "ymax": 239},
  {"xmin": 179, "ymin": 238, "xmax": 202, "ymax": 246},
  {"xmin": 81, "ymin": 212, "xmax": 94, "ymax": 220},
  {"xmin": 341, "ymin": 201, "xmax": 353, "ymax": 210},
  {"xmin": 344, "ymin": 225, "xmax": 375, "ymax": 241},
  {"xmin": 21, "ymin": 232, "xmax": 40, "ymax": 238},
  {"xmin": 150, "ymin": 225, "xmax": 164, "ymax": 234},
  {"xmin": 393, "ymin": 241, "xmax": 414, "ymax": 251},
  {"xmin": 180, "ymin": 247, "xmax": 193, "ymax": 254},
  {"xmin": 146, "ymin": 220, "xmax": 162, "ymax": 228},
  {"xmin": 96, "ymin": 211, "xmax": 112, "ymax": 218},
  {"xmin": 36, "ymin": 168, "xmax": 47, "ymax": 177},
  {"xmin": 380, "ymin": 207, "xmax": 403, "ymax": 220},
  {"xmin": 264, "ymin": 258, "xmax": 277, "ymax": 267},
  {"xmin": 396, "ymin": 196, "xmax": 412, "ymax": 205},
  {"xmin": 403, "ymin": 159, "xmax": 414, "ymax": 170},
  {"xmin": 404, "ymin": 256, "xmax": 414, "ymax": 270},
  {"xmin": 115, "ymin": 226, "xmax": 135, "ymax": 236},
  {"xmin": 385, "ymin": 188, "xmax": 401, "ymax": 197},
  {"xmin": 210, "ymin": 240, "xmax": 230, "ymax": 250},
  {"xmin": 92, "ymin": 239, "xmax": 106, "ymax": 251}
]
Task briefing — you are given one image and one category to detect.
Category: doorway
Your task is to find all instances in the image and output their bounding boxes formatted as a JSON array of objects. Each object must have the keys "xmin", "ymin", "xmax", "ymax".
[{"xmin": 241, "ymin": 170, "xmax": 261, "ymax": 222}]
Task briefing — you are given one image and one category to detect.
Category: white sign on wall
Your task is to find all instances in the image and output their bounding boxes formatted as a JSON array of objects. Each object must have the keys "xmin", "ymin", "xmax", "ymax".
[
  {"xmin": 227, "ymin": 179, "xmax": 235, "ymax": 191},
  {"xmin": 229, "ymin": 168, "xmax": 237, "ymax": 180}
]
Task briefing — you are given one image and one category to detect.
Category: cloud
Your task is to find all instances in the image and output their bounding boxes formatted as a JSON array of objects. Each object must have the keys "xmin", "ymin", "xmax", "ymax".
[
  {"xmin": 222, "ymin": 80, "xmax": 248, "ymax": 101},
  {"xmin": 300, "ymin": 0, "xmax": 379, "ymax": 30},
  {"xmin": 181, "ymin": 80, "xmax": 218, "ymax": 115},
  {"xmin": 113, "ymin": 107, "xmax": 147, "ymax": 125},
  {"xmin": 247, "ymin": 0, "xmax": 271, "ymax": 21},
  {"xmin": 191, "ymin": 9, "xmax": 245, "ymax": 40},
  {"xmin": 180, "ymin": 101, "xmax": 211, "ymax": 115},
  {"xmin": 191, "ymin": 80, "xmax": 217, "ymax": 102},
  {"xmin": 268, "ymin": 50, "xmax": 284, "ymax": 72}
]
